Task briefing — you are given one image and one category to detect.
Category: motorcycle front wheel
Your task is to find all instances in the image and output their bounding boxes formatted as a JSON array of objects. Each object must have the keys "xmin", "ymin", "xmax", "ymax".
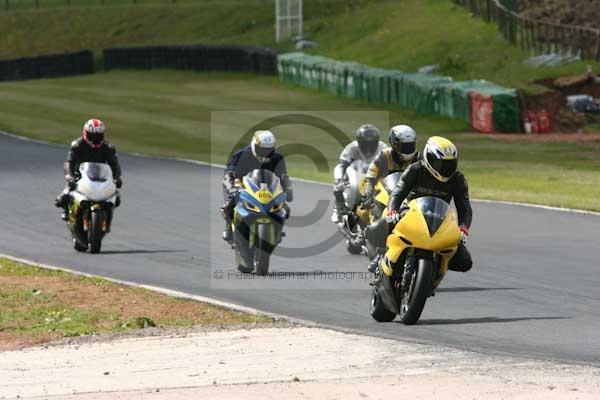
[
  {"xmin": 88, "ymin": 210, "xmax": 105, "ymax": 254},
  {"xmin": 399, "ymin": 258, "xmax": 432, "ymax": 325},
  {"xmin": 253, "ymin": 223, "xmax": 273, "ymax": 276}
]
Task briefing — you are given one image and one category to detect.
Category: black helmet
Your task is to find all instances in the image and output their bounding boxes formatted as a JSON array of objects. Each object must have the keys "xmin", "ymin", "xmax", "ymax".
[{"xmin": 356, "ymin": 124, "xmax": 380, "ymax": 158}]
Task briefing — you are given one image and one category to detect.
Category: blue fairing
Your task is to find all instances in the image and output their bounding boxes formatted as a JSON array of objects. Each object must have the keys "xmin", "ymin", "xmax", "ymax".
[{"xmin": 236, "ymin": 190, "xmax": 286, "ymax": 219}]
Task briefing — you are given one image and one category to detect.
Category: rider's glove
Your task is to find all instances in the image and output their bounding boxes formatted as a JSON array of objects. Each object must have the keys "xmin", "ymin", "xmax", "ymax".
[
  {"xmin": 385, "ymin": 209, "xmax": 401, "ymax": 225},
  {"xmin": 333, "ymin": 179, "xmax": 346, "ymax": 193},
  {"xmin": 115, "ymin": 176, "xmax": 123, "ymax": 189},
  {"xmin": 227, "ymin": 187, "xmax": 239, "ymax": 199},
  {"xmin": 459, "ymin": 225, "xmax": 469, "ymax": 244},
  {"xmin": 286, "ymin": 189, "xmax": 294, "ymax": 203},
  {"xmin": 65, "ymin": 175, "xmax": 76, "ymax": 190}
]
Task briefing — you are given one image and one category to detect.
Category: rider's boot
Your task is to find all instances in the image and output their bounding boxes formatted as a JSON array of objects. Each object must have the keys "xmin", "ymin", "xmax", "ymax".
[
  {"xmin": 368, "ymin": 253, "xmax": 381, "ymax": 273},
  {"xmin": 222, "ymin": 220, "xmax": 233, "ymax": 243},
  {"xmin": 220, "ymin": 200, "xmax": 235, "ymax": 243}
]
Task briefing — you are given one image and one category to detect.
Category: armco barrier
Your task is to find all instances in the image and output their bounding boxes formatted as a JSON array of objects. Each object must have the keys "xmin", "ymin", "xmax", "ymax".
[
  {"xmin": 0, "ymin": 50, "xmax": 94, "ymax": 82},
  {"xmin": 103, "ymin": 45, "xmax": 278, "ymax": 75},
  {"xmin": 277, "ymin": 52, "xmax": 522, "ymax": 133}
]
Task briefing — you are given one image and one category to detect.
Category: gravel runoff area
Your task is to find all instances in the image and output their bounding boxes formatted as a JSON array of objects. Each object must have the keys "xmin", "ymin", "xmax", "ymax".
[{"xmin": 1, "ymin": 326, "xmax": 599, "ymax": 400}]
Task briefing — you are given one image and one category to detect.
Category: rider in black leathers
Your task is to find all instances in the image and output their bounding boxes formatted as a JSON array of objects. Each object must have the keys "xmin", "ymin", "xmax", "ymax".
[
  {"xmin": 54, "ymin": 119, "xmax": 122, "ymax": 220},
  {"xmin": 385, "ymin": 136, "xmax": 473, "ymax": 272}
]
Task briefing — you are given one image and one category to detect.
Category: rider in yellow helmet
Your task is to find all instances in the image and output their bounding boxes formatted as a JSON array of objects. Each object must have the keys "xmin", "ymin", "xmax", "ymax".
[{"xmin": 382, "ymin": 136, "xmax": 473, "ymax": 273}]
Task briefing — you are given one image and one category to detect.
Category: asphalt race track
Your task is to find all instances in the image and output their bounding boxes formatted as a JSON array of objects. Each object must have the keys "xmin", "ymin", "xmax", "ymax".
[{"xmin": 1, "ymin": 133, "xmax": 599, "ymax": 365}]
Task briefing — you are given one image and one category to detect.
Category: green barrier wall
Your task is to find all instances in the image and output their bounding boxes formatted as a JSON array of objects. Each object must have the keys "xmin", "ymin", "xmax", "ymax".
[{"xmin": 277, "ymin": 53, "xmax": 522, "ymax": 132}]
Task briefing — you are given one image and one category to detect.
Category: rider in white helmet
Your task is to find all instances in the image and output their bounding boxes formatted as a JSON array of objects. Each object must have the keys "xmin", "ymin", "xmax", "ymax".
[
  {"xmin": 361, "ymin": 125, "xmax": 420, "ymax": 272},
  {"xmin": 221, "ymin": 130, "xmax": 293, "ymax": 242},
  {"xmin": 362, "ymin": 125, "xmax": 420, "ymax": 212}
]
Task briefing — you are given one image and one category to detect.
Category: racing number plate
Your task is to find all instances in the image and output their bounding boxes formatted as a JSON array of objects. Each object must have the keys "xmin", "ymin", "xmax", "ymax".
[{"xmin": 256, "ymin": 190, "xmax": 272, "ymax": 203}]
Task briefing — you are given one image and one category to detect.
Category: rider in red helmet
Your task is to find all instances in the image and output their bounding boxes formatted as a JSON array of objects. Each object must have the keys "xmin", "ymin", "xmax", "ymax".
[{"xmin": 54, "ymin": 119, "xmax": 123, "ymax": 220}]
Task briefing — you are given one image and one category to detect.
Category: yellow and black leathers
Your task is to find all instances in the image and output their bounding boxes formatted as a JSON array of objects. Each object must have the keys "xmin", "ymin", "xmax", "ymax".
[
  {"xmin": 363, "ymin": 148, "xmax": 420, "ymax": 220},
  {"xmin": 366, "ymin": 147, "xmax": 420, "ymax": 184},
  {"xmin": 388, "ymin": 162, "xmax": 473, "ymax": 272}
]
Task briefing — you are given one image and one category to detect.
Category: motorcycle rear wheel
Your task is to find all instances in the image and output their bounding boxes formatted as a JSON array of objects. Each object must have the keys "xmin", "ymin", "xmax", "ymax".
[
  {"xmin": 73, "ymin": 239, "xmax": 88, "ymax": 253},
  {"xmin": 345, "ymin": 239, "xmax": 363, "ymax": 255},
  {"xmin": 399, "ymin": 259, "xmax": 432, "ymax": 325},
  {"xmin": 369, "ymin": 287, "xmax": 396, "ymax": 322}
]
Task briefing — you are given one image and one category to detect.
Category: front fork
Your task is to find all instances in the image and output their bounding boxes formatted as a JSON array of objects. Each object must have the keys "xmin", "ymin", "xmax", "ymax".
[{"xmin": 80, "ymin": 205, "xmax": 112, "ymax": 233}]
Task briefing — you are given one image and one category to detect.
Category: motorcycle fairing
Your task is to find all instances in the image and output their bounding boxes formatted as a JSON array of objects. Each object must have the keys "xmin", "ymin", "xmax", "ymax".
[
  {"xmin": 234, "ymin": 170, "xmax": 286, "ymax": 232},
  {"xmin": 374, "ymin": 172, "xmax": 402, "ymax": 208},
  {"xmin": 381, "ymin": 197, "xmax": 460, "ymax": 279}
]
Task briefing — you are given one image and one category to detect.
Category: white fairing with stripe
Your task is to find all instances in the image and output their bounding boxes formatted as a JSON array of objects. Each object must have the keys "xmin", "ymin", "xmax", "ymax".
[{"xmin": 71, "ymin": 162, "xmax": 117, "ymax": 204}]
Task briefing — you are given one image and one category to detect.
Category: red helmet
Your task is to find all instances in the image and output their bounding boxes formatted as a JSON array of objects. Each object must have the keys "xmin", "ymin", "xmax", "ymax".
[{"xmin": 82, "ymin": 119, "xmax": 105, "ymax": 149}]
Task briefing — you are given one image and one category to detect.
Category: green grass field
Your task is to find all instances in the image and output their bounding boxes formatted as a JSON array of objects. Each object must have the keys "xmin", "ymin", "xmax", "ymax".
[
  {"xmin": 0, "ymin": 0, "xmax": 598, "ymax": 92},
  {"xmin": 1, "ymin": 70, "xmax": 599, "ymax": 210}
]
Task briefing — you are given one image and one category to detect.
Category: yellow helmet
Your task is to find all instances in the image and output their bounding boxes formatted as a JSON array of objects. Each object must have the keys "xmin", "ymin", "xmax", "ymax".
[{"xmin": 422, "ymin": 136, "xmax": 458, "ymax": 182}]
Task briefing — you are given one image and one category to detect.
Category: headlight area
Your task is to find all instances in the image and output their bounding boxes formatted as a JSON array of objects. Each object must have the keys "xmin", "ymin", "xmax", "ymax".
[
  {"xmin": 269, "ymin": 202, "xmax": 284, "ymax": 213},
  {"xmin": 244, "ymin": 201, "xmax": 261, "ymax": 212}
]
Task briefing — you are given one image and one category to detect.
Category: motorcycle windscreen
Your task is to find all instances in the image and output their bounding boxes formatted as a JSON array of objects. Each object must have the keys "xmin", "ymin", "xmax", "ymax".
[
  {"xmin": 416, "ymin": 197, "xmax": 451, "ymax": 237},
  {"xmin": 381, "ymin": 172, "xmax": 402, "ymax": 194},
  {"xmin": 80, "ymin": 162, "xmax": 112, "ymax": 182},
  {"xmin": 245, "ymin": 169, "xmax": 280, "ymax": 191}
]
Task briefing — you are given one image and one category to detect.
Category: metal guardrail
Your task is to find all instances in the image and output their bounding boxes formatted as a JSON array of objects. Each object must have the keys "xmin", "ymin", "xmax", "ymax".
[{"xmin": 453, "ymin": 0, "xmax": 600, "ymax": 61}]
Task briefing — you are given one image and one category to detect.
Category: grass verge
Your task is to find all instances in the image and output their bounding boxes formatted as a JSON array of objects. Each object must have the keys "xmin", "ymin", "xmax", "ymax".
[
  {"xmin": 0, "ymin": 0, "xmax": 598, "ymax": 92},
  {"xmin": 0, "ymin": 257, "xmax": 274, "ymax": 351},
  {"xmin": 0, "ymin": 70, "xmax": 599, "ymax": 210}
]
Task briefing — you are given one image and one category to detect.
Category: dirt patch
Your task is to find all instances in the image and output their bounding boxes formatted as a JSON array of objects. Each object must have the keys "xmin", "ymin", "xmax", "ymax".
[
  {"xmin": 519, "ymin": 0, "xmax": 600, "ymax": 30},
  {"xmin": 0, "ymin": 259, "xmax": 275, "ymax": 352},
  {"xmin": 523, "ymin": 74, "xmax": 600, "ymax": 132}
]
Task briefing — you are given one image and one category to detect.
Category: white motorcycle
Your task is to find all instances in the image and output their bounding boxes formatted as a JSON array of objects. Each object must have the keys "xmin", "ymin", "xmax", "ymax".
[
  {"xmin": 67, "ymin": 162, "xmax": 119, "ymax": 253},
  {"xmin": 333, "ymin": 159, "xmax": 370, "ymax": 254}
]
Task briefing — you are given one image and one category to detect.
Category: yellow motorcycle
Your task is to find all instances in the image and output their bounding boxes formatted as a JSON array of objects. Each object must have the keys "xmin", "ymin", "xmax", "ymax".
[
  {"xmin": 370, "ymin": 172, "xmax": 402, "ymax": 223},
  {"xmin": 363, "ymin": 172, "xmax": 403, "ymax": 267},
  {"xmin": 369, "ymin": 196, "xmax": 461, "ymax": 325}
]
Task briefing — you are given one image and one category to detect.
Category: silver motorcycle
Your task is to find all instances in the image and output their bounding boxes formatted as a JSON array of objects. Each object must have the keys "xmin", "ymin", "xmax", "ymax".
[{"xmin": 333, "ymin": 159, "xmax": 370, "ymax": 254}]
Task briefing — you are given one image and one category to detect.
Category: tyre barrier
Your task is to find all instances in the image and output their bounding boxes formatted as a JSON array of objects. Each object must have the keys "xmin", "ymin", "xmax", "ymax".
[
  {"xmin": 278, "ymin": 52, "xmax": 522, "ymax": 133},
  {"xmin": 103, "ymin": 45, "xmax": 279, "ymax": 75},
  {"xmin": 0, "ymin": 50, "xmax": 94, "ymax": 82}
]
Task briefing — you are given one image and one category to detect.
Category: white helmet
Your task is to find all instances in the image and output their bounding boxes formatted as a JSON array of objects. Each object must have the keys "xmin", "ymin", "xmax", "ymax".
[
  {"xmin": 389, "ymin": 125, "xmax": 417, "ymax": 162},
  {"xmin": 251, "ymin": 130, "xmax": 276, "ymax": 163},
  {"xmin": 422, "ymin": 136, "xmax": 458, "ymax": 182}
]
